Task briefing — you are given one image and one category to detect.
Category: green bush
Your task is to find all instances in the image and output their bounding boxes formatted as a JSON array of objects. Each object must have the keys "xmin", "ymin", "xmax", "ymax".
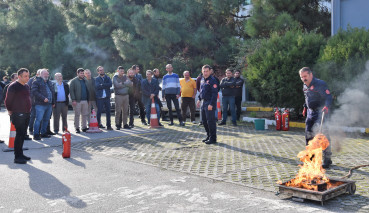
[
  {"xmin": 315, "ymin": 27, "xmax": 369, "ymax": 96},
  {"xmin": 246, "ymin": 30, "xmax": 326, "ymax": 114}
]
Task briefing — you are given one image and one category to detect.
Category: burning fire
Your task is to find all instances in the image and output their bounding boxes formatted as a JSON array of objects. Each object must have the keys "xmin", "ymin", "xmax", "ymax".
[{"xmin": 280, "ymin": 134, "xmax": 338, "ymax": 191}]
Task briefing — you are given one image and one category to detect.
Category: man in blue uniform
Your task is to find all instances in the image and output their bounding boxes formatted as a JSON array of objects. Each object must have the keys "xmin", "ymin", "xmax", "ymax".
[
  {"xmin": 197, "ymin": 65, "xmax": 218, "ymax": 144},
  {"xmin": 300, "ymin": 67, "xmax": 332, "ymax": 168}
]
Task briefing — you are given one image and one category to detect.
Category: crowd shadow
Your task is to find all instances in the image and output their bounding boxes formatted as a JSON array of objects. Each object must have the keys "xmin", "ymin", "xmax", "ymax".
[{"xmin": 0, "ymin": 151, "xmax": 87, "ymax": 209}]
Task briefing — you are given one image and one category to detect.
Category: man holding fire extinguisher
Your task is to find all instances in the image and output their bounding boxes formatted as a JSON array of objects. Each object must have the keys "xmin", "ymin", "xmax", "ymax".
[{"xmin": 299, "ymin": 67, "xmax": 332, "ymax": 168}]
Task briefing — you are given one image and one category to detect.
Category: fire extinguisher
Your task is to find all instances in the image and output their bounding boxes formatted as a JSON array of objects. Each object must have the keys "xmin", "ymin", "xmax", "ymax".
[
  {"xmin": 275, "ymin": 108, "xmax": 282, "ymax": 131},
  {"xmin": 62, "ymin": 128, "xmax": 71, "ymax": 158},
  {"xmin": 282, "ymin": 109, "xmax": 290, "ymax": 131}
]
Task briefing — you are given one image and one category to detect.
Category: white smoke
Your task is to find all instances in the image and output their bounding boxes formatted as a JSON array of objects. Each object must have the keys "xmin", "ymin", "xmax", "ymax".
[
  {"xmin": 327, "ymin": 61, "xmax": 369, "ymax": 152},
  {"xmin": 329, "ymin": 61, "xmax": 369, "ymax": 128}
]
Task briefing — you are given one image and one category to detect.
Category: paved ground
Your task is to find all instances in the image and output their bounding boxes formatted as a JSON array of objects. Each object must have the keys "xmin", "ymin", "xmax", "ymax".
[{"xmin": 1, "ymin": 109, "xmax": 369, "ymax": 212}]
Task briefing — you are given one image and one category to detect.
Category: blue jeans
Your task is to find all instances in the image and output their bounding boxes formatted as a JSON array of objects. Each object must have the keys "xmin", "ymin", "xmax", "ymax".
[
  {"xmin": 145, "ymin": 98, "xmax": 160, "ymax": 124},
  {"xmin": 97, "ymin": 97, "xmax": 111, "ymax": 127},
  {"xmin": 34, "ymin": 104, "xmax": 52, "ymax": 135},
  {"xmin": 222, "ymin": 96, "xmax": 236, "ymax": 123}
]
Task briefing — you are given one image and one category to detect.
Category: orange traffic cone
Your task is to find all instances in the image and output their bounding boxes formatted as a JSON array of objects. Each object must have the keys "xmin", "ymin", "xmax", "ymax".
[
  {"xmin": 87, "ymin": 109, "xmax": 102, "ymax": 133},
  {"xmin": 2, "ymin": 122, "xmax": 28, "ymax": 152},
  {"xmin": 217, "ymin": 94, "xmax": 222, "ymax": 120},
  {"xmin": 149, "ymin": 99, "xmax": 162, "ymax": 128}
]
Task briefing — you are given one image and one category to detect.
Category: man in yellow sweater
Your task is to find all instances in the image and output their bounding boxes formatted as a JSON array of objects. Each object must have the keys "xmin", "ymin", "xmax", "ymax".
[{"xmin": 180, "ymin": 71, "xmax": 197, "ymax": 123}]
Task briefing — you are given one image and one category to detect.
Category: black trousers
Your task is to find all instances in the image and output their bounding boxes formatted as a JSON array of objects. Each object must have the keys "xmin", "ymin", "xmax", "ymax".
[
  {"xmin": 10, "ymin": 112, "xmax": 30, "ymax": 159},
  {"xmin": 201, "ymin": 103, "xmax": 216, "ymax": 141},
  {"xmin": 181, "ymin": 97, "xmax": 196, "ymax": 122},
  {"xmin": 165, "ymin": 94, "xmax": 183, "ymax": 123},
  {"xmin": 235, "ymin": 96, "xmax": 242, "ymax": 121},
  {"xmin": 129, "ymin": 95, "xmax": 146, "ymax": 125}
]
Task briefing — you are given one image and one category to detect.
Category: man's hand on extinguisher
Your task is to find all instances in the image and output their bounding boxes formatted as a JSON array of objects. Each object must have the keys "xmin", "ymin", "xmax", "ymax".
[
  {"xmin": 322, "ymin": 106, "xmax": 329, "ymax": 113},
  {"xmin": 302, "ymin": 107, "xmax": 307, "ymax": 117}
]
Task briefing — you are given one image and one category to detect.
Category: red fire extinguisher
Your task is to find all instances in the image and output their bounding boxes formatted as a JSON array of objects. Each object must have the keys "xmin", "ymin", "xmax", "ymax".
[
  {"xmin": 275, "ymin": 108, "xmax": 282, "ymax": 131},
  {"xmin": 62, "ymin": 128, "xmax": 71, "ymax": 158},
  {"xmin": 282, "ymin": 109, "xmax": 290, "ymax": 131}
]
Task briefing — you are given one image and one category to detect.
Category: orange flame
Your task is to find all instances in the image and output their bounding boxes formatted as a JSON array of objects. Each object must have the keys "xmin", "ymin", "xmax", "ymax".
[{"xmin": 284, "ymin": 134, "xmax": 331, "ymax": 191}]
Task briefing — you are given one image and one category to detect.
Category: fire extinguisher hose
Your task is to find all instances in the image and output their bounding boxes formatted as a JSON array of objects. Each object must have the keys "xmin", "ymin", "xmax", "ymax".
[
  {"xmin": 340, "ymin": 164, "xmax": 369, "ymax": 179},
  {"xmin": 319, "ymin": 112, "xmax": 325, "ymax": 134}
]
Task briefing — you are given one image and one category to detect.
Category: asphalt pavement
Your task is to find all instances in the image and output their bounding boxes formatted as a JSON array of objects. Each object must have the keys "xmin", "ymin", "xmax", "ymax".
[{"xmin": 0, "ymin": 108, "xmax": 368, "ymax": 212}]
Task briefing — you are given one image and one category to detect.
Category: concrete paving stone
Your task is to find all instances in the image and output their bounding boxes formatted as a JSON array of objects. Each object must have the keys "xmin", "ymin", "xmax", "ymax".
[{"xmin": 9, "ymin": 113, "xmax": 363, "ymax": 210}]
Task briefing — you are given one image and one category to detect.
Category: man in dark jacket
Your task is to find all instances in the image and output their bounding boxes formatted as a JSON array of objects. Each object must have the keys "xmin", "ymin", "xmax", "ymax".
[
  {"xmin": 53, "ymin": 73, "xmax": 69, "ymax": 134},
  {"xmin": 141, "ymin": 70, "xmax": 161, "ymax": 125},
  {"xmin": 234, "ymin": 70, "xmax": 244, "ymax": 121},
  {"xmin": 95, "ymin": 66, "xmax": 113, "ymax": 130},
  {"xmin": 132, "ymin": 65, "xmax": 147, "ymax": 125},
  {"xmin": 27, "ymin": 69, "xmax": 41, "ymax": 135},
  {"xmin": 219, "ymin": 69, "xmax": 237, "ymax": 126},
  {"xmin": 127, "ymin": 69, "xmax": 140, "ymax": 128},
  {"xmin": 31, "ymin": 69, "xmax": 55, "ymax": 140}
]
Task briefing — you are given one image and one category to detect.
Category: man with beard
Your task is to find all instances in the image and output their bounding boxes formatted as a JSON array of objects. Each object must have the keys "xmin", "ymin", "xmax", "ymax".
[
  {"xmin": 127, "ymin": 69, "xmax": 140, "ymax": 128},
  {"xmin": 132, "ymin": 65, "xmax": 147, "ymax": 125},
  {"xmin": 113, "ymin": 66, "xmax": 132, "ymax": 130},
  {"xmin": 84, "ymin": 69, "xmax": 97, "ymax": 128},
  {"xmin": 31, "ymin": 69, "xmax": 55, "ymax": 140},
  {"xmin": 69, "ymin": 68, "xmax": 89, "ymax": 133},
  {"xmin": 234, "ymin": 70, "xmax": 244, "ymax": 121},
  {"xmin": 95, "ymin": 66, "xmax": 113, "ymax": 130}
]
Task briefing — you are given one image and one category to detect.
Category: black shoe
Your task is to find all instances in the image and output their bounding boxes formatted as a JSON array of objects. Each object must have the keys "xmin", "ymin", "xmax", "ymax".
[
  {"xmin": 14, "ymin": 158, "xmax": 27, "ymax": 164},
  {"xmin": 24, "ymin": 135, "xmax": 32, "ymax": 140},
  {"xmin": 41, "ymin": 134, "xmax": 51, "ymax": 138},
  {"xmin": 54, "ymin": 131, "xmax": 59, "ymax": 135},
  {"xmin": 123, "ymin": 124, "xmax": 131, "ymax": 129},
  {"xmin": 168, "ymin": 122, "xmax": 174, "ymax": 126},
  {"xmin": 158, "ymin": 123, "xmax": 164, "ymax": 127},
  {"xmin": 47, "ymin": 131, "xmax": 56, "ymax": 135},
  {"xmin": 232, "ymin": 122, "xmax": 237, "ymax": 126},
  {"xmin": 22, "ymin": 155, "xmax": 31, "ymax": 161},
  {"xmin": 0, "ymin": 140, "xmax": 4, "ymax": 143},
  {"xmin": 205, "ymin": 140, "xmax": 217, "ymax": 144},
  {"xmin": 129, "ymin": 124, "xmax": 134, "ymax": 128},
  {"xmin": 116, "ymin": 127, "xmax": 121, "ymax": 130},
  {"xmin": 142, "ymin": 121, "xmax": 148, "ymax": 125},
  {"xmin": 82, "ymin": 128, "xmax": 88, "ymax": 132},
  {"xmin": 98, "ymin": 124, "xmax": 105, "ymax": 128},
  {"xmin": 180, "ymin": 122, "xmax": 185, "ymax": 126},
  {"xmin": 107, "ymin": 126, "xmax": 113, "ymax": 130},
  {"xmin": 198, "ymin": 122, "xmax": 203, "ymax": 126},
  {"xmin": 33, "ymin": 135, "xmax": 41, "ymax": 140},
  {"xmin": 76, "ymin": 129, "xmax": 81, "ymax": 133},
  {"xmin": 202, "ymin": 137, "xmax": 210, "ymax": 142},
  {"xmin": 218, "ymin": 121, "xmax": 226, "ymax": 125}
]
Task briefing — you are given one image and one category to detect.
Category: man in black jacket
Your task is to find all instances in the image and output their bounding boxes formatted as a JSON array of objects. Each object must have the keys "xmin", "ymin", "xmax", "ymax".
[
  {"xmin": 53, "ymin": 73, "xmax": 69, "ymax": 134},
  {"xmin": 31, "ymin": 69, "xmax": 55, "ymax": 140},
  {"xmin": 219, "ymin": 69, "xmax": 237, "ymax": 126},
  {"xmin": 234, "ymin": 70, "xmax": 244, "ymax": 121}
]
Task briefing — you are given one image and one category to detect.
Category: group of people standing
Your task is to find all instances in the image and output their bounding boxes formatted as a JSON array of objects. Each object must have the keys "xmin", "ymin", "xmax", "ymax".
[{"xmin": 1, "ymin": 64, "xmax": 246, "ymax": 164}]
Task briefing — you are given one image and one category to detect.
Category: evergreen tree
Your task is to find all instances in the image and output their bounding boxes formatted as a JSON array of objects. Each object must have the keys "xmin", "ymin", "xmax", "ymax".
[{"xmin": 245, "ymin": 0, "xmax": 330, "ymax": 38}]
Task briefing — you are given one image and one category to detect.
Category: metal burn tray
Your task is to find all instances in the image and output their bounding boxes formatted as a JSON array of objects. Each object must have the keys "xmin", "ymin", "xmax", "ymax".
[{"xmin": 277, "ymin": 177, "xmax": 356, "ymax": 205}]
